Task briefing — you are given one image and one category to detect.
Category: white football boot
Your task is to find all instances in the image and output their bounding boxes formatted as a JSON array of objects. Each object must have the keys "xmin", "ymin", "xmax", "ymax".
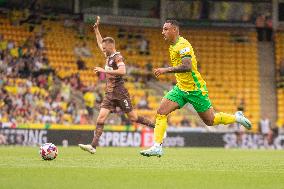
[
  {"xmin": 78, "ymin": 144, "xmax": 96, "ymax": 154},
  {"xmin": 140, "ymin": 144, "xmax": 163, "ymax": 157},
  {"xmin": 235, "ymin": 111, "xmax": 252, "ymax": 130}
]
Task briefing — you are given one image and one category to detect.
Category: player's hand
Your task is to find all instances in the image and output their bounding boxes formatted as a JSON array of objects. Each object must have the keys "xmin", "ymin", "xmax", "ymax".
[
  {"xmin": 93, "ymin": 16, "xmax": 100, "ymax": 30},
  {"xmin": 94, "ymin": 67, "xmax": 105, "ymax": 73},
  {"xmin": 153, "ymin": 68, "xmax": 168, "ymax": 77}
]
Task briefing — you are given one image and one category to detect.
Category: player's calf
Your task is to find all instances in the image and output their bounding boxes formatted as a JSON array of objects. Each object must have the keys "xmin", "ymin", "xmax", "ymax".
[
  {"xmin": 91, "ymin": 123, "xmax": 104, "ymax": 148},
  {"xmin": 136, "ymin": 116, "xmax": 155, "ymax": 128}
]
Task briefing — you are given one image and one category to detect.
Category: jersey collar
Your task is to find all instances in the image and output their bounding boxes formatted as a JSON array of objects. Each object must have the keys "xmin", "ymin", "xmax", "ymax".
[
  {"xmin": 171, "ymin": 36, "xmax": 180, "ymax": 47},
  {"xmin": 109, "ymin": 52, "xmax": 120, "ymax": 58}
]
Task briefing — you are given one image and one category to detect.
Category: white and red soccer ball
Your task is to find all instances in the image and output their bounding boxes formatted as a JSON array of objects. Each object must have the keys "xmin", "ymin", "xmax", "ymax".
[{"xmin": 40, "ymin": 143, "xmax": 58, "ymax": 160}]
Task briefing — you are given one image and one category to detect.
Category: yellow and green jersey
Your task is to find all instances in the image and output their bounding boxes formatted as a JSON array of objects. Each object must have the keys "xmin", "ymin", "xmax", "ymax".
[{"xmin": 169, "ymin": 36, "xmax": 206, "ymax": 91}]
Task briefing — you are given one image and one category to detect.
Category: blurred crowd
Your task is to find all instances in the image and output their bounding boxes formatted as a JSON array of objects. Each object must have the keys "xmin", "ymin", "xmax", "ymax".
[
  {"xmin": 0, "ymin": 20, "xmax": 158, "ymax": 127},
  {"xmin": 0, "ymin": 21, "xmax": 95, "ymax": 127}
]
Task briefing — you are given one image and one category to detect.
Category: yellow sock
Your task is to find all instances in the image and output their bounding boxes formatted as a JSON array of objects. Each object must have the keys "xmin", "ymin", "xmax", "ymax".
[
  {"xmin": 154, "ymin": 114, "xmax": 168, "ymax": 144},
  {"xmin": 213, "ymin": 112, "xmax": 236, "ymax": 125}
]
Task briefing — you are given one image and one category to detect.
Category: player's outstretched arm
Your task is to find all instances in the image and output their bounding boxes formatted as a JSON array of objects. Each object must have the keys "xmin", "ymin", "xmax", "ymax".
[
  {"xmin": 93, "ymin": 16, "xmax": 103, "ymax": 52},
  {"xmin": 94, "ymin": 65, "xmax": 126, "ymax": 76},
  {"xmin": 94, "ymin": 58, "xmax": 126, "ymax": 76},
  {"xmin": 153, "ymin": 57, "xmax": 192, "ymax": 77}
]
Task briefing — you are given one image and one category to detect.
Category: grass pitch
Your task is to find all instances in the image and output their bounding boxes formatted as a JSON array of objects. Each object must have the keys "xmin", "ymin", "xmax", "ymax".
[{"xmin": 0, "ymin": 147, "xmax": 283, "ymax": 189}]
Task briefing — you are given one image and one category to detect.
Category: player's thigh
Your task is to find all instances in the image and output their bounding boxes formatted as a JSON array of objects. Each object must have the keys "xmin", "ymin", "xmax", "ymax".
[
  {"xmin": 157, "ymin": 98, "xmax": 179, "ymax": 115},
  {"xmin": 116, "ymin": 90, "xmax": 133, "ymax": 113},
  {"xmin": 159, "ymin": 86, "xmax": 186, "ymax": 115},
  {"xmin": 198, "ymin": 107, "xmax": 215, "ymax": 126},
  {"xmin": 187, "ymin": 87, "xmax": 212, "ymax": 113},
  {"xmin": 96, "ymin": 108, "xmax": 111, "ymax": 123},
  {"xmin": 101, "ymin": 94, "xmax": 115, "ymax": 112}
]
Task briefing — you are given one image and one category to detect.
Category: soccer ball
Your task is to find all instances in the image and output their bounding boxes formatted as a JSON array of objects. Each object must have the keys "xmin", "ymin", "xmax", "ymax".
[{"xmin": 39, "ymin": 143, "xmax": 58, "ymax": 160}]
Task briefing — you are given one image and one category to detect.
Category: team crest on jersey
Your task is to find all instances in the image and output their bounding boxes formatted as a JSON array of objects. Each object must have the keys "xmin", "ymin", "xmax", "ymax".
[
  {"xmin": 109, "ymin": 60, "xmax": 114, "ymax": 66},
  {"xmin": 179, "ymin": 47, "xmax": 190, "ymax": 55}
]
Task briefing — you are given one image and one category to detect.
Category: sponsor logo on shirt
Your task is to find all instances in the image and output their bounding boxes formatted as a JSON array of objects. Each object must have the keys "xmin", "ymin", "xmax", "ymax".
[{"xmin": 179, "ymin": 47, "xmax": 190, "ymax": 55}]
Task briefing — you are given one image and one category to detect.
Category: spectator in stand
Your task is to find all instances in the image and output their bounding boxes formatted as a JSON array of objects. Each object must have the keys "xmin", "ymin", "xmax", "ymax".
[
  {"xmin": 80, "ymin": 42, "xmax": 92, "ymax": 57},
  {"xmin": 76, "ymin": 57, "xmax": 86, "ymax": 70},
  {"xmin": 0, "ymin": 56, "xmax": 7, "ymax": 73},
  {"xmin": 233, "ymin": 122, "xmax": 245, "ymax": 148},
  {"xmin": 47, "ymin": 72, "xmax": 54, "ymax": 91},
  {"xmin": 259, "ymin": 116, "xmax": 272, "ymax": 149},
  {"xmin": 83, "ymin": 88, "xmax": 96, "ymax": 123},
  {"xmin": 7, "ymin": 40, "xmax": 14, "ymax": 50},
  {"xmin": 34, "ymin": 34, "xmax": 45, "ymax": 50},
  {"xmin": 66, "ymin": 101, "xmax": 76, "ymax": 115},
  {"xmin": 138, "ymin": 37, "xmax": 149, "ymax": 55},
  {"xmin": 0, "ymin": 34, "xmax": 8, "ymax": 51},
  {"xmin": 74, "ymin": 43, "xmax": 81, "ymax": 57},
  {"xmin": 234, "ymin": 98, "xmax": 246, "ymax": 147},
  {"xmin": 78, "ymin": 109, "xmax": 89, "ymax": 124},
  {"xmin": 37, "ymin": 74, "xmax": 47, "ymax": 89},
  {"xmin": 10, "ymin": 43, "xmax": 19, "ymax": 58},
  {"xmin": 60, "ymin": 78, "xmax": 71, "ymax": 101},
  {"xmin": 237, "ymin": 98, "xmax": 245, "ymax": 112}
]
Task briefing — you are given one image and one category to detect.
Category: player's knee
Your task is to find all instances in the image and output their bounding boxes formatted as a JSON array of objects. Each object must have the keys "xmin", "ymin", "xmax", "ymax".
[
  {"xmin": 203, "ymin": 119, "xmax": 214, "ymax": 126},
  {"xmin": 96, "ymin": 118, "xmax": 105, "ymax": 125},
  {"xmin": 126, "ymin": 113, "xmax": 137, "ymax": 123},
  {"xmin": 157, "ymin": 109, "xmax": 167, "ymax": 116},
  {"xmin": 128, "ymin": 115, "xmax": 137, "ymax": 123},
  {"xmin": 129, "ymin": 117, "xmax": 137, "ymax": 123}
]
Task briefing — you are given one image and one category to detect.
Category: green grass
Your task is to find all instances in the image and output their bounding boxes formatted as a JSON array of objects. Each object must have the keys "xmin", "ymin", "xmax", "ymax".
[{"xmin": 0, "ymin": 147, "xmax": 284, "ymax": 189}]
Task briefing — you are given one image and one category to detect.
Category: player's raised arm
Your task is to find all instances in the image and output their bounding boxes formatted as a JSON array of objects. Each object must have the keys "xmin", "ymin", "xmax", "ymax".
[{"xmin": 93, "ymin": 16, "xmax": 103, "ymax": 52}]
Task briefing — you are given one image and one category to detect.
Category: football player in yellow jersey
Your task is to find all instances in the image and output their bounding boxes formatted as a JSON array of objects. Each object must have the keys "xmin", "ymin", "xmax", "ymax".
[{"xmin": 140, "ymin": 20, "xmax": 252, "ymax": 157}]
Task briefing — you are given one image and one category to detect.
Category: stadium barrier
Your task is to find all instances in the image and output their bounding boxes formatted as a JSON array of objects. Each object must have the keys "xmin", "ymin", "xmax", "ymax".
[{"xmin": 0, "ymin": 128, "xmax": 284, "ymax": 149}]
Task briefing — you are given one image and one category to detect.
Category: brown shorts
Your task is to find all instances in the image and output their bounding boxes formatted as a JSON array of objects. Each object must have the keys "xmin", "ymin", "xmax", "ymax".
[{"xmin": 101, "ymin": 88, "xmax": 133, "ymax": 113}]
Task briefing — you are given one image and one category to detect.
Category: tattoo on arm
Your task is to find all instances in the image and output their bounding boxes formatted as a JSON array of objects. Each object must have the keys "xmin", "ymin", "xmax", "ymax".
[{"xmin": 167, "ymin": 58, "xmax": 192, "ymax": 73}]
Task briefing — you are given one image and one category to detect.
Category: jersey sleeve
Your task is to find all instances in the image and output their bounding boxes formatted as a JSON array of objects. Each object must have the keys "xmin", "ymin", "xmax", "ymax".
[
  {"xmin": 177, "ymin": 42, "xmax": 192, "ymax": 60},
  {"xmin": 114, "ymin": 55, "xmax": 125, "ymax": 67}
]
